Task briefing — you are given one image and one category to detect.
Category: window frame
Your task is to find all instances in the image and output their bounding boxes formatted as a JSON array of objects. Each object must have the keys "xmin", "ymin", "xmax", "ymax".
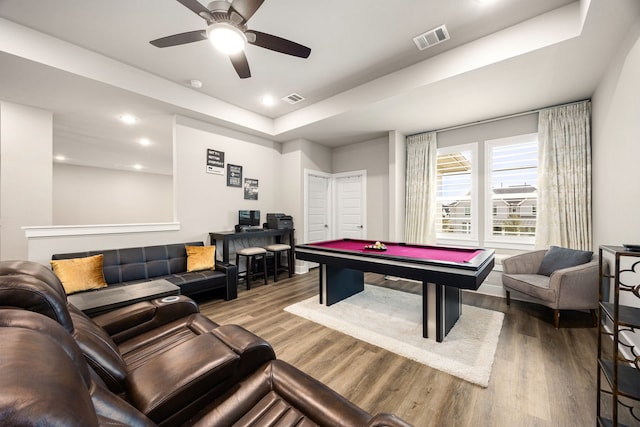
[
  {"xmin": 435, "ymin": 142, "xmax": 479, "ymax": 245},
  {"xmin": 483, "ymin": 133, "xmax": 538, "ymax": 247}
]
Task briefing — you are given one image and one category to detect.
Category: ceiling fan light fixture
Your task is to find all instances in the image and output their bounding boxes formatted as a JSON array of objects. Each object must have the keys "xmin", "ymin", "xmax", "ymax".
[{"xmin": 207, "ymin": 22, "xmax": 247, "ymax": 54}]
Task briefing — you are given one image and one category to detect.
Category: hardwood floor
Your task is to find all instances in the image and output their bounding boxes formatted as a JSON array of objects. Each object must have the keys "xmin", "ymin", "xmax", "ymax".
[{"xmin": 197, "ymin": 270, "xmax": 598, "ymax": 427}]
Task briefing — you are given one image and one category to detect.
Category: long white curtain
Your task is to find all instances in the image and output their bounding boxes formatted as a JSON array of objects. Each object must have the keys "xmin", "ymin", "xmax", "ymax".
[
  {"xmin": 405, "ymin": 132, "xmax": 437, "ymax": 244},
  {"xmin": 535, "ymin": 101, "xmax": 592, "ymax": 250}
]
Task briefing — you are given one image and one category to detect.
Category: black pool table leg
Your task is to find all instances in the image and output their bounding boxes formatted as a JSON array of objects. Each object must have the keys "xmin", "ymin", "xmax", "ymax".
[
  {"xmin": 422, "ymin": 286, "xmax": 428, "ymax": 339},
  {"xmin": 423, "ymin": 282, "xmax": 462, "ymax": 342},
  {"xmin": 318, "ymin": 264, "xmax": 365, "ymax": 306}
]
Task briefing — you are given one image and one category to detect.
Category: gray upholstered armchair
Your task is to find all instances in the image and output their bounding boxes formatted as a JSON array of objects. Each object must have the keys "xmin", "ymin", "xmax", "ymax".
[{"xmin": 501, "ymin": 247, "xmax": 600, "ymax": 328}]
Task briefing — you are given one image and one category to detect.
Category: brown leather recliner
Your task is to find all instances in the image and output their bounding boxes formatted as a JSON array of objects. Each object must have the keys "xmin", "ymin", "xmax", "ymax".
[
  {"xmin": 0, "ymin": 260, "xmax": 277, "ymax": 425},
  {"xmin": 0, "ymin": 310, "xmax": 414, "ymax": 427}
]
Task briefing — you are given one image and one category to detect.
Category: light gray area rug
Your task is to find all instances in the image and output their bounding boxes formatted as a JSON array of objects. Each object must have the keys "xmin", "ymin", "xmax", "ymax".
[{"xmin": 284, "ymin": 284, "xmax": 504, "ymax": 387}]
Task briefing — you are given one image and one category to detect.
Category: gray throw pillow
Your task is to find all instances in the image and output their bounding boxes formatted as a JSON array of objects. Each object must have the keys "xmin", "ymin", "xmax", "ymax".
[{"xmin": 538, "ymin": 245, "xmax": 593, "ymax": 276}]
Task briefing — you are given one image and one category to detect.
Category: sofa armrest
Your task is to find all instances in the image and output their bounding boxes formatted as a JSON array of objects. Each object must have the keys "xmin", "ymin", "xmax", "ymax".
[
  {"xmin": 550, "ymin": 260, "xmax": 600, "ymax": 309},
  {"xmin": 502, "ymin": 250, "xmax": 547, "ymax": 274},
  {"xmin": 210, "ymin": 324, "xmax": 276, "ymax": 381},
  {"xmin": 92, "ymin": 296, "xmax": 201, "ymax": 339},
  {"xmin": 215, "ymin": 261, "xmax": 238, "ymax": 300}
]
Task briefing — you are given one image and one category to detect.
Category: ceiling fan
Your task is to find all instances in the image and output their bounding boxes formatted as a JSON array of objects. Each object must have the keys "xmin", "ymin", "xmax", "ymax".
[{"xmin": 150, "ymin": 0, "xmax": 311, "ymax": 79}]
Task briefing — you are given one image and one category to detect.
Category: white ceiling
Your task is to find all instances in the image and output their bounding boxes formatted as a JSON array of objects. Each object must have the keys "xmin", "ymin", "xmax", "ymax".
[{"xmin": 0, "ymin": 0, "xmax": 638, "ymax": 175}]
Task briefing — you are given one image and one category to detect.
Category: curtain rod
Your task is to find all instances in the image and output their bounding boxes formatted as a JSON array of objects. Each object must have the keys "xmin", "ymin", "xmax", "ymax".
[{"xmin": 409, "ymin": 98, "xmax": 591, "ymax": 137}]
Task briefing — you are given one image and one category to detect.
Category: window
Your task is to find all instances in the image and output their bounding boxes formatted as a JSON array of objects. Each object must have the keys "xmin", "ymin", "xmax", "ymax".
[
  {"xmin": 436, "ymin": 144, "xmax": 477, "ymax": 241},
  {"xmin": 434, "ymin": 133, "xmax": 538, "ymax": 249},
  {"xmin": 486, "ymin": 134, "xmax": 538, "ymax": 243}
]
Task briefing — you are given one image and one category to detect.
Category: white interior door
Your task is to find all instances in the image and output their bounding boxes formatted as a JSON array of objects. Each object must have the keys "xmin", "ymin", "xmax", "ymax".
[
  {"xmin": 305, "ymin": 172, "xmax": 331, "ymax": 243},
  {"xmin": 335, "ymin": 171, "xmax": 366, "ymax": 239}
]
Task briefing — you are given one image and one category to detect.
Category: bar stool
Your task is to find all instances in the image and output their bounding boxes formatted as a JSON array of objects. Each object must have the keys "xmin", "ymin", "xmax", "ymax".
[
  {"xmin": 263, "ymin": 244, "xmax": 293, "ymax": 282},
  {"xmin": 235, "ymin": 247, "xmax": 268, "ymax": 289}
]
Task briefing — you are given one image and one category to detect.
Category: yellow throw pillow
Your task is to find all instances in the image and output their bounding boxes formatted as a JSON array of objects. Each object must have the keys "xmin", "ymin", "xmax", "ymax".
[
  {"xmin": 50, "ymin": 254, "xmax": 108, "ymax": 295},
  {"xmin": 186, "ymin": 245, "xmax": 216, "ymax": 272}
]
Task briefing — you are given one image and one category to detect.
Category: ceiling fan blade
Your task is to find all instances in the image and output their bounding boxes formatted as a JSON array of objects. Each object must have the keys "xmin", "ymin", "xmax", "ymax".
[
  {"xmin": 150, "ymin": 30, "xmax": 207, "ymax": 48},
  {"xmin": 246, "ymin": 30, "xmax": 311, "ymax": 58},
  {"xmin": 177, "ymin": 0, "xmax": 212, "ymax": 20},
  {"xmin": 229, "ymin": 0, "xmax": 264, "ymax": 24},
  {"xmin": 229, "ymin": 51, "xmax": 251, "ymax": 78}
]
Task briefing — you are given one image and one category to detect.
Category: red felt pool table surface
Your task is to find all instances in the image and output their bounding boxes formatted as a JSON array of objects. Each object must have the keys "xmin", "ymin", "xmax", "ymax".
[{"xmin": 307, "ymin": 239, "xmax": 482, "ymax": 264}]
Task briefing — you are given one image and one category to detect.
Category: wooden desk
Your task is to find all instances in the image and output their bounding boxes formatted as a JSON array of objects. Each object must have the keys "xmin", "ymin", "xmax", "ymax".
[{"xmin": 209, "ymin": 229, "xmax": 295, "ymax": 268}]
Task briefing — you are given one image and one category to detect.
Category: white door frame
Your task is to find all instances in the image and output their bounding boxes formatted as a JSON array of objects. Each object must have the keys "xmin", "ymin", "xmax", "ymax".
[
  {"xmin": 303, "ymin": 169, "xmax": 332, "ymax": 244},
  {"xmin": 304, "ymin": 169, "xmax": 367, "ymax": 244},
  {"xmin": 332, "ymin": 170, "xmax": 367, "ymax": 239}
]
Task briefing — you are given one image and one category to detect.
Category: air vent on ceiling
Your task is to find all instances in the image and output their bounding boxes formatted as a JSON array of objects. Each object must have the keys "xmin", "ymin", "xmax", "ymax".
[
  {"xmin": 413, "ymin": 25, "xmax": 450, "ymax": 51},
  {"xmin": 282, "ymin": 93, "xmax": 305, "ymax": 104}
]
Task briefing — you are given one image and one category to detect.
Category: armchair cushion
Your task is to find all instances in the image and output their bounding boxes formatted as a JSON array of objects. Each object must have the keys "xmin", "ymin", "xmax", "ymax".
[{"xmin": 538, "ymin": 245, "xmax": 593, "ymax": 276}]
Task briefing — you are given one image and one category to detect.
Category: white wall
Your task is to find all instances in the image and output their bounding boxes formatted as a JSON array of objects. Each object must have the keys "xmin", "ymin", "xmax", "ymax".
[
  {"xmin": 281, "ymin": 138, "xmax": 331, "ymax": 247},
  {"xmin": 388, "ymin": 130, "xmax": 406, "ymax": 241},
  {"xmin": 25, "ymin": 116, "xmax": 283, "ymax": 264},
  {"xmin": 592, "ymin": 15, "xmax": 640, "ymax": 356},
  {"xmin": 53, "ymin": 163, "xmax": 173, "ymax": 224},
  {"xmin": 592, "ymin": 17, "xmax": 640, "ymax": 250},
  {"xmin": 174, "ymin": 117, "xmax": 282, "ymax": 243},
  {"xmin": 0, "ymin": 102, "xmax": 52, "ymax": 260},
  {"xmin": 592, "ymin": 15, "xmax": 640, "ymax": 314},
  {"xmin": 332, "ymin": 136, "xmax": 390, "ymax": 240}
]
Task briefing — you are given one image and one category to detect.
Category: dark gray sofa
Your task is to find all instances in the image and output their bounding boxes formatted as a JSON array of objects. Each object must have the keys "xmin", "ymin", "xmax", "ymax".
[{"xmin": 52, "ymin": 241, "xmax": 237, "ymax": 300}]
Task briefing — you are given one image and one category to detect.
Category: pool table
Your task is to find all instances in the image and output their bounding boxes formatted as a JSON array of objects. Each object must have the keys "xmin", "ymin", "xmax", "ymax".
[{"xmin": 295, "ymin": 238, "xmax": 495, "ymax": 342}]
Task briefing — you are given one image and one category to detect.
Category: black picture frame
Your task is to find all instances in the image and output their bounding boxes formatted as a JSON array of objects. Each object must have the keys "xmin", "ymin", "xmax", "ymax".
[
  {"xmin": 227, "ymin": 164, "xmax": 242, "ymax": 187},
  {"xmin": 244, "ymin": 178, "xmax": 258, "ymax": 200}
]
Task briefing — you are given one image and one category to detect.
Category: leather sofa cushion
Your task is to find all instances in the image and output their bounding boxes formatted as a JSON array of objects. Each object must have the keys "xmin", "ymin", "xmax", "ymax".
[
  {"xmin": 127, "ymin": 332, "xmax": 240, "ymax": 424},
  {"xmin": 119, "ymin": 314, "xmax": 219, "ymax": 372}
]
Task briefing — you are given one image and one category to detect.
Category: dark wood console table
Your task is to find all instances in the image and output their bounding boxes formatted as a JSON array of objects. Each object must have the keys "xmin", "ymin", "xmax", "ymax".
[
  {"xmin": 68, "ymin": 279, "xmax": 180, "ymax": 317},
  {"xmin": 209, "ymin": 229, "xmax": 295, "ymax": 268}
]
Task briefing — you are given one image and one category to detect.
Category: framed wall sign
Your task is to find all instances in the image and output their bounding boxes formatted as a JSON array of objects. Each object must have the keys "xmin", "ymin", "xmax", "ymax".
[
  {"xmin": 206, "ymin": 149, "xmax": 224, "ymax": 175},
  {"xmin": 244, "ymin": 178, "xmax": 258, "ymax": 200},
  {"xmin": 227, "ymin": 164, "xmax": 243, "ymax": 187}
]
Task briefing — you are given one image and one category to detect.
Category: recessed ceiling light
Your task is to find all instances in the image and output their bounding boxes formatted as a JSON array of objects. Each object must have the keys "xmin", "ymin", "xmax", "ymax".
[
  {"xmin": 189, "ymin": 79, "xmax": 203, "ymax": 88},
  {"xmin": 133, "ymin": 164, "xmax": 143, "ymax": 170},
  {"xmin": 139, "ymin": 138, "xmax": 151, "ymax": 146},
  {"xmin": 262, "ymin": 95, "xmax": 276, "ymax": 106},
  {"xmin": 119, "ymin": 114, "xmax": 137, "ymax": 125},
  {"xmin": 54, "ymin": 155, "xmax": 66, "ymax": 161}
]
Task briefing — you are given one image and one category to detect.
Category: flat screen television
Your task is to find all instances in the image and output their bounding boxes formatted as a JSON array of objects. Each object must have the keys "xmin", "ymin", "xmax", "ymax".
[{"xmin": 238, "ymin": 210, "xmax": 260, "ymax": 226}]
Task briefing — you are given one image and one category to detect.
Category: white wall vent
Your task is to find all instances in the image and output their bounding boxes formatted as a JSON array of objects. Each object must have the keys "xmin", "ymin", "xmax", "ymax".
[
  {"xmin": 282, "ymin": 93, "xmax": 305, "ymax": 104},
  {"xmin": 413, "ymin": 25, "xmax": 450, "ymax": 51}
]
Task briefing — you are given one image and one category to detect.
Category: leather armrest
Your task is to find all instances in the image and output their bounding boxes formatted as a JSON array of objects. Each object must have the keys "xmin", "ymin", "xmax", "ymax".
[
  {"xmin": 215, "ymin": 261, "xmax": 238, "ymax": 300},
  {"xmin": 214, "ymin": 260, "xmax": 236, "ymax": 273},
  {"xmin": 211, "ymin": 324, "xmax": 276, "ymax": 380},
  {"xmin": 92, "ymin": 296, "xmax": 201, "ymax": 340}
]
